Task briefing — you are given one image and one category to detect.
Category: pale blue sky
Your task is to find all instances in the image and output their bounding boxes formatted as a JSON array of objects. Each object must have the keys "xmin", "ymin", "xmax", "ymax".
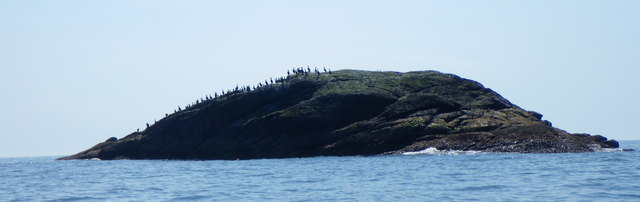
[{"xmin": 1, "ymin": 0, "xmax": 638, "ymax": 157}]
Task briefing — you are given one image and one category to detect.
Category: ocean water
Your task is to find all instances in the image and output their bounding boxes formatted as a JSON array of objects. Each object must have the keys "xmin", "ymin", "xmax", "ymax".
[{"xmin": 2, "ymin": 141, "xmax": 639, "ymax": 201}]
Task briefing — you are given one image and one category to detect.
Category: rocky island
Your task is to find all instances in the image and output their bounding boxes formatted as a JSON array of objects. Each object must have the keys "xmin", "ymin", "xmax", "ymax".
[{"xmin": 59, "ymin": 69, "xmax": 619, "ymax": 160}]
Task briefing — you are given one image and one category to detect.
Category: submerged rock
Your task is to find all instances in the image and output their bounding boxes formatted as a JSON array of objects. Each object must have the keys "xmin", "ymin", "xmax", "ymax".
[{"xmin": 58, "ymin": 70, "xmax": 618, "ymax": 160}]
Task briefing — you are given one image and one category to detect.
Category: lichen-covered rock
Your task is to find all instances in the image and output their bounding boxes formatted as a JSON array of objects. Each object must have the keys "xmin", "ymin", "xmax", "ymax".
[{"xmin": 58, "ymin": 70, "xmax": 618, "ymax": 160}]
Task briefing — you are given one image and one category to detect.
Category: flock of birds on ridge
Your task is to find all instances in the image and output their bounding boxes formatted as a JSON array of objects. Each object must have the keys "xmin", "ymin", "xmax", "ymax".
[{"xmin": 136, "ymin": 66, "xmax": 332, "ymax": 133}]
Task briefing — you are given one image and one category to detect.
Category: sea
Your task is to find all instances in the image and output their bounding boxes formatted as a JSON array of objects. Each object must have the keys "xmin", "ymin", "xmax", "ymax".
[{"xmin": 2, "ymin": 141, "xmax": 639, "ymax": 201}]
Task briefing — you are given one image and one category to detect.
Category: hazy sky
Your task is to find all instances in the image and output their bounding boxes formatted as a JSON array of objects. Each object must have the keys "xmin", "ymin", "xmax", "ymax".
[{"xmin": 1, "ymin": 0, "xmax": 638, "ymax": 157}]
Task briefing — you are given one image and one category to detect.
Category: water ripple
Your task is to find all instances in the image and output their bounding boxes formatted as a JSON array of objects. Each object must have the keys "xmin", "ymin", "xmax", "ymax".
[{"xmin": 1, "ymin": 141, "xmax": 639, "ymax": 201}]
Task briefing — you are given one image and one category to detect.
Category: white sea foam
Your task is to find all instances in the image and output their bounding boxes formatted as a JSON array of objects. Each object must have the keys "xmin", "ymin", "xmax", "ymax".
[
  {"xmin": 402, "ymin": 147, "xmax": 483, "ymax": 156},
  {"xmin": 596, "ymin": 148, "xmax": 625, "ymax": 152},
  {"xmin": 589, "ymin": 144, "xmax": 626, "ymax": 152}
]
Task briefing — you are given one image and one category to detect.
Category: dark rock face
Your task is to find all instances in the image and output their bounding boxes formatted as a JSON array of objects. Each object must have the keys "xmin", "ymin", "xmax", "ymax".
[{"xmin": 58, "ymin": 70, "xmax": 618, "ymax": 160}]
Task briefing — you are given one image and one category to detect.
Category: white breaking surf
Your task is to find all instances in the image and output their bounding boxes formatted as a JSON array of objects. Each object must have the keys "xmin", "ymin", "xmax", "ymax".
[
  {"xmin": 402, "ymin": 147, "xmax": 483, "ymax": 156},
  {"xmin": 596, "ymin": 148, "xmax": 625, "ymax": 152}
]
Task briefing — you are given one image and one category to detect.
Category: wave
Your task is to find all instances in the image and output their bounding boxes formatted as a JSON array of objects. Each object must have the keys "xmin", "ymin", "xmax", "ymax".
[
  {"xmin": 402, "ymin": 147, "xmax": 630, "ymax": 155},
  {"xmin": 402, "ymin": 147, "xmax": 483, "ymax": 156},
  {"xmin": 595, "ymin": 148, "xmax": 627, "ymax": 152}
]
